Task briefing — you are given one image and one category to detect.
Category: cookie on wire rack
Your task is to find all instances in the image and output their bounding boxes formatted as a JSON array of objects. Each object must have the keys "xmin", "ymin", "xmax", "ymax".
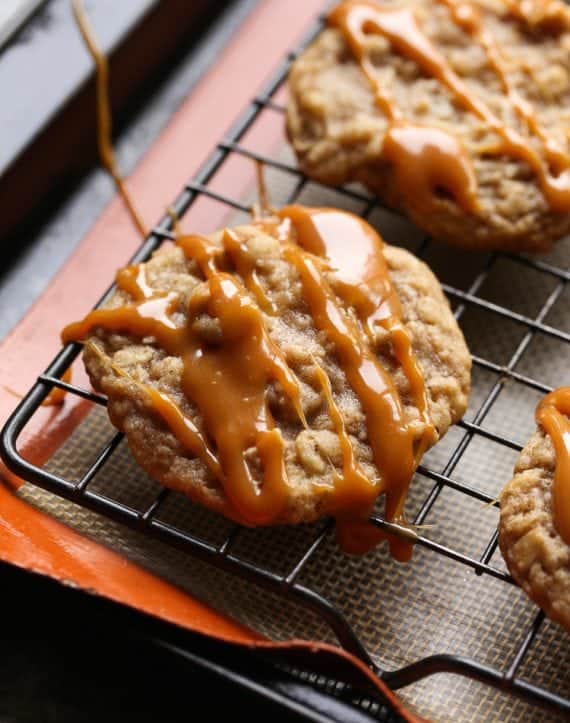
[
  {"xmin": 287, "ymin": 0, "xmax": 570, "ymax": 251},
  {"xmin": 62, "ymin": 207, "xmax": 471, "ymax": 559},
  {"xmin": 499, "ymin": 388, "xmax": 570, "ymax": 631}
]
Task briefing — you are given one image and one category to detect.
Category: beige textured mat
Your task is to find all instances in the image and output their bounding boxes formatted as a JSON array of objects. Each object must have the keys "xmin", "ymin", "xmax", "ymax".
[{"xmin": 17, "ymin": 152, "xmax": 570, "ymax": 723}]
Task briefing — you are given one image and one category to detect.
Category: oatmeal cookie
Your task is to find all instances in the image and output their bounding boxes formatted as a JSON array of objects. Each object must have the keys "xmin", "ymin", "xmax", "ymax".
[
  {"xmin": 63, "ymin": 209, "xmax": 470, "ymax": 547},
  {"xmin": 499, "ymin": 390, "xmax": 570, "ymax": 631},
  {"xmin": 287, "ymin": 0, "xmax": 570, "ymax": 251}
]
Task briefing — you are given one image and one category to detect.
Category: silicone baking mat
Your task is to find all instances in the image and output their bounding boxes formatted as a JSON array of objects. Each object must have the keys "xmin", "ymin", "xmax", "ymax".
[{"xmin": 14, "ymin": 152, "xmax": 570, "ymax": 720}]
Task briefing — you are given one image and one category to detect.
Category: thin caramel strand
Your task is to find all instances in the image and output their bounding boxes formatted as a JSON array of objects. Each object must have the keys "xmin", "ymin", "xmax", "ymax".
[{"xmin": 71, "ymin": 0, "xmax": 148, "ymax": 237}]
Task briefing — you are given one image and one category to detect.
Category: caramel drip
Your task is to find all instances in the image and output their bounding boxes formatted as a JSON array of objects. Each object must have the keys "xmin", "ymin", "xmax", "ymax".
[
  {"xmin": 282, "ymin": 245, "xmax": 413, "ymax": 520},
  {"xmin": 313, "ymin": 363, "xmax": 374, "ymax": 507},
  {"xmin": 88, "ymin": 339, "xmax": 222, "ymax": 481},
  {"xmin": 116, "ymin": 265, "xmax": 155, "ymax": 301},
  {"xmin": 328, "ymin": 2, "xmax": 478, "ymax": 214},
  {"xmin": 180, "ymin": 271, "xmax": 296, "ymax": 523},
  {"xmin": 314, "ymin": 363, "xmax": 413, "ymax": 559},
  {"xmin": 536, "ymin": 388, "xmax": 570, "ymax": 545},
  {"xmin": 71, "ymin": 0, "xmax": 147, "ymax": 237},
  {"xmin": 329, "ymin": 1, "xmax": 570, "ymax": 212},
  {"xmin": 144, "ymin": 386, "xmax": 222, "ymax": 480},
  {"xmin": 176, "ymin": 234, "xmax": 222, "ymax": 276},
  {"xmin": 178, "ymin": 232, "xmax": 306, "ymax": 427},
  {"xmin": 383, "ymin": 123, "xmax": 480, "ymax": 214},
  {"xmin": 62, "ymin": 295, "xmax": 179, "ymax": 348}
]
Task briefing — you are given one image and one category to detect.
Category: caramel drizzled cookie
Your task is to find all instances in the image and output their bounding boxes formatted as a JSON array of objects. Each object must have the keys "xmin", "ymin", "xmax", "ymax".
[
  {"xmin": 287, "ymin": 0, "xmax": 570, "ymax": 251},
  {"xmin": 63, "ymin": 208, "xmax": 470, "ymax": 558}
]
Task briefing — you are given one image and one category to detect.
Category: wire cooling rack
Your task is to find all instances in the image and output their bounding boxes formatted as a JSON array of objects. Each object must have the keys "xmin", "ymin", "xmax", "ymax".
[{"xmin": 2, "ymin": 11, "xmax": 569, "ymax": 720}]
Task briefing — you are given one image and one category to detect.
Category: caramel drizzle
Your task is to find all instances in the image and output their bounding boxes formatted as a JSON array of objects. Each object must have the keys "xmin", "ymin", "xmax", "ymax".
[
  {"xmin": 278, "ymin": 205, "xmax": 434, "ymax": 462},
  {"xmin": 116, "ymin": 265, "xmax": 156, "ymax": 301},
  {"xmin": 328, "ymin": 0, "xmax": 570, "ymax": 213},
  {"xmin": 313, "ymin": 362, "xmax": 409, "ymax": 558},
  {"xmin": 536, "ymin": 387, "xmax": 570, "ymax": 545},
  {"xmin": 180, "ymin": 270, "xmax": 303, "ymax": 523},
  {"xmin": 63, "ymin": 208, "xmax": 432, "ymax": 557},
  {"xmin": 87, "ymin": 339, "xmax": 222, "ymax": 480},
  {"xmin": 438, "ymin": 0, "xmax": 570, "ymax": 175},
  {"xmin": 313, "ymin": 363, "xmax": 372, "ymax": 502},
  {"xmin": 145, "ymin": 386, "xmax": 223, "ymax": 479},
  {"xmin": 71, "ymin": 0, "xmax": 148, "ymax": 237},
  {"xmin": 279, "ymin": 206, "xmax": 435, "ymax": 560},
  {"xmin": 63, "ymin": 235, "xmax": 305, "ymax": 525}
]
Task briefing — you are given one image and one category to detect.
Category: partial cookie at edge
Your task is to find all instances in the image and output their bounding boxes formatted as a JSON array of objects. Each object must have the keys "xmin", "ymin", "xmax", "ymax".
[
  {"xmin": 287, "ymin": 0, "xmax": 570, "ymax": 251},
  {"xmin": 499, "ymin": 428, "xmax": 570, "ymax": 631}
]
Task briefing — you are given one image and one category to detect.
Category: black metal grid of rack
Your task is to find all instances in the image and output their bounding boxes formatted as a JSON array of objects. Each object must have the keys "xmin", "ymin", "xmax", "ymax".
[{"xmin": 2, "ymin": 11, "xmax": 569, "ymax": 719}]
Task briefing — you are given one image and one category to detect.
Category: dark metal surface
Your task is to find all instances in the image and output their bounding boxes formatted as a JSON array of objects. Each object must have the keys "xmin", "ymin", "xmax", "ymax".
[
  {"xmin": 0, "ymin": 563, "xmax": 390, "ymax": 723},
  {"xmin": 2, "ymin": 10, "xmax": 569, "ymax": 721}
]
